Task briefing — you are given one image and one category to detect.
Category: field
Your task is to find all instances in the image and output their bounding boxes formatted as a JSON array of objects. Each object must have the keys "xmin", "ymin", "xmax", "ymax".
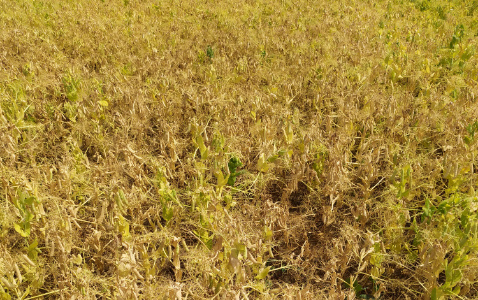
[{"xmin": 1, "ymin": 0, "xmax": 478, "ymax": 298}]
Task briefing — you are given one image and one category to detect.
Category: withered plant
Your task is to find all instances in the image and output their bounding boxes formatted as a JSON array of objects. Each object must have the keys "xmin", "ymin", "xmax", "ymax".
[{"xmin": 1, "ymin": 0, "xmax": 477, "ymax": 299}]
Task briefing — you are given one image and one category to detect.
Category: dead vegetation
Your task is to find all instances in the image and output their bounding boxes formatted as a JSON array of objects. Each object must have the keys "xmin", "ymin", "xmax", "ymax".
[{"xmin": 1, "ymin": 0, "xmax": 478, "ymax": 299}]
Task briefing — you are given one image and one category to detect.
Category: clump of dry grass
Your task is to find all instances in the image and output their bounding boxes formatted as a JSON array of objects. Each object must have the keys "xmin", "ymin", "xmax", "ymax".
[{"xmin": 1, "ymin": 0, "xmax": 477, "ymax": 299}]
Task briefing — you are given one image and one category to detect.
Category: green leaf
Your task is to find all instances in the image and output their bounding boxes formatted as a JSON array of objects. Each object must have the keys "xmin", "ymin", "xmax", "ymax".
[
  {"xmin": 118, "ymin": 189, "xmax": 128, "ymax": 206},
  {"xmin": 354, "ymin": 282, "xmax": 363, "ymax": 294},
  {"xmin": 117, "ymin": 215, "xmax": 131, "ymax": 239},
  {"xmin": 264, "ymin": 226, "xmax": 273, "ymax": 240},
  {"xmin": 215, "ymin": 170, "xmax": 229, "ymax": 189},
  {"xmin": 24, "ymin": 210, "xmax": 34, "ymax": 223},
  {"xmin": 446, "ymin": 269, "xmax": 462, "ymax": 288},
  {"xmin": 0, "ymin": 289, "xmax": 12, "ymax": 300},
  {"xmin": 422, "ymin": 198, "xmax": 435, "ymax": 223},
  {"xmin": 255, "ymin": 266, "xmax": 271, "ymax": 280},
  {"xmin": 206, "ymin": 45, "xmax": 214, "ymax": 59},
  {"xmin": 283, "ymin": 122, "xmax": 294, "ymax": 144},
  {"xmin": 266, "ymin": 154, "xmax": 279, "ymax": 163},
  {"xmin": 195, "ymin": 230, "xmax": 213, "ymax": 250},
  {"xmin": 228, "ymin": 157, "xmax": 243, "ymax": 185},
  {"xmin": 24, "ymin": 196, "xmax": 36, "ymax": 206},
  {"xmin": 250, "ymin": 110, "xmax": 256, "ymax": 120},
  {"xmin": 464, "ymin": 136, "xmax": 473, "ymax": 145},
  {"xmin": 227, "ymin": 169, "xmax": 245, "ymax": 186},
  {"xmin": 14, "ymin": 223, "xmax": 29, "ymax": 237},
  {"xmin": 72, "ymin": 254, "xmax": 83, "ymax": 266},
  {"xmin": 234, "ymin": 242, "xmax": 247, "ymax": 255},
  {"xmin": 162, "ymin": 205, "xmax": 174, "ymax": 222},
  {"xmin": 28, "ymin": 238, "xmax": 38, "ymax": 253},
  {"xmin": 98, "ymin": 100, "xmax": 109, "ymax": 107},
  {"xmin": 228, "ymin": 157, "xmax": 243, "ymax": 174},
  {"xmin": 257, "ymin": 154, "xmax": 269, "ymax": 173},
  {"xmin": 196, "ymin": 134, "xmax": 208, "ymax": 159},
  {"xmin": 227, "ymin": 175, "xmax": 237, "ymax": 187},
  {"xmin": 452, "ymin": 285, "xmax": 461, "ymax": 295}
]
